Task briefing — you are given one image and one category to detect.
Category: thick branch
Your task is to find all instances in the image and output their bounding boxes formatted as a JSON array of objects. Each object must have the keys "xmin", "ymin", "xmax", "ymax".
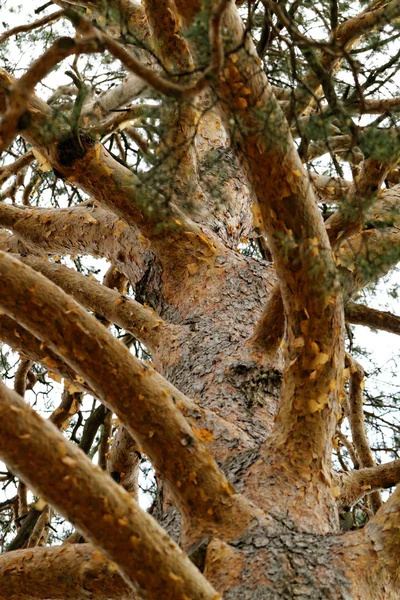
[
  {"xmin": 0, "ymin": 381, "xmax": 220, "ymax": 600},
  {"xmin": 0, "ymin": 252, "xmax": 257, "ymax": 537},
  {"xmin": 251, "ymin": 183, "xmax": 400, "ymax": 352},
  {"xmin": 0, "ymin": 203, "xmax": 149, "ymax": 285},
  {"xmin": 338, "ymin": 460, "xmax": 400, "ymax": 508},
  {"xmin": 18, "ymin": 255, "xmax": 178, "ymax": 352},
  {"xmin": 184, "ymin": 0, "xmax": 346, "ymax": 532},
  {"xmin": 0, "ymin": 71, "xmax": 227, "ymax": 262},
  {"xmin": 0, "ymin": 313, "xmax": 94, "ymax": 395},
  {"xmin": 0, "ymin": 543, "xmax": 136, "ymax": 600}
]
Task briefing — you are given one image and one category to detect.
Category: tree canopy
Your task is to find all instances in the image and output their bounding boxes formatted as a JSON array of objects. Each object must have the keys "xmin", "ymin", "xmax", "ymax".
[{"xmin": 0, "ymin": 1, "xmax": 400, "ymax": 599}]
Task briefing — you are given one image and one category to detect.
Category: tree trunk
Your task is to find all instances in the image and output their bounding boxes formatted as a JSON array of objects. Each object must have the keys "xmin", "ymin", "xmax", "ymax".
[{"xmin": 0, "ymin": 1, "xmax": 399, "ymax": 599}]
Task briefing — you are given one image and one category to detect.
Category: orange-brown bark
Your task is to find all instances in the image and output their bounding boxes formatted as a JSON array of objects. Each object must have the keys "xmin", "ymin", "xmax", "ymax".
[
  {"xmin": 0, "ymin": 543, "xmax": 137, "ymax": 600},
  {"xmin": 338, "ymin": 460, "xmax": 400, "ymax": 509},
  {"xmin": 1, "ymin": 1, "xmax": 400, "ymax": 597},
  {"xmin": 346, "ymin": 355, "xmax": 382, "ymax": 512},
  {"xmin": 0, "ymin": 251, "xmax": 258, "ymax": 539},
  {"xmin": 0, "ymin": 380, "xmax": 220, "ymax": 600},
  {"xmin": 18, "ymin": 254, "xmax": 179, "ymax": 352}
]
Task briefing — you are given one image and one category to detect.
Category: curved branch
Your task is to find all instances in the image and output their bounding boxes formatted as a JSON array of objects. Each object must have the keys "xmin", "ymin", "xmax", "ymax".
[
  {"xmin": 0, "ymin": 203, "xmax": 149, "ymax": 285},
  {"xmin": 0, "ymin": 380, "xmax": 220, "ymax": 600},
  {"xmin": 0, "ymin": 313, "xmax": 94, "ymax": 394},
  {"xmin": 338, "ymin": 460, "xmax": 400, "ymax": 508},
  {"xmin": 0, "ymin": 252, "xmax": 257, "ymax": 536},
  {"xmin": 0, "ymin": 9, "xmax": 64, "ymax": 44},
  {"xmin": 18, "ymin": 255, "xmax": 179, "ymax": 352},
  {"xmin": 0, "ymin": 543, "xmax": 136, "ymax": 600},
  {"xmin": 0, "ymin": 34, "xmax": 105, "ymax": 155},
  {"xmin": 0, "ymin": 151, "xmax": 34, "ymax": 185},
  {"xmin": 252, "ymin": 184, "xmax": 400, "ymax": 352},
  {"xmin": 198, "ymin": 1, "xmax": 346, "ymax": 531}
]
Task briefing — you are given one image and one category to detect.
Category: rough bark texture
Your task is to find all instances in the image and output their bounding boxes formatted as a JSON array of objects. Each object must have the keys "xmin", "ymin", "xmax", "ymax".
[{"xmin": 0, "ymin": 1, "xmax": 399, "ymax": 599}]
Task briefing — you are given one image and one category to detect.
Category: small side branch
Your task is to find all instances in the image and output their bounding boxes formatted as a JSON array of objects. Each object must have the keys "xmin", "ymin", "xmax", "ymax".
[
  {"xmin": 346, "ymin": 354, "xmax": 382, "ymax": 512},
  {"xmin": 346, "ymin": 303, "xmax": 400, "ymax": 336},
  {"xmin": 0, "ymin": 151, "xmax": 34, "ymax": 185},
  {"xmin": 0, "ymin": 35, "xmax": 105, "ymax": 154},
  {"xmin": 0, "ymin": 9, "xmax": 64, "ymax": 44}
]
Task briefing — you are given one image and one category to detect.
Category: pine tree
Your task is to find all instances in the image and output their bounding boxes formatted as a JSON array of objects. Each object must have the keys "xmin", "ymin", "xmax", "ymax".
[{"xmin": 0, "ymin": 1, "xmax": 400, "ymax": 598}]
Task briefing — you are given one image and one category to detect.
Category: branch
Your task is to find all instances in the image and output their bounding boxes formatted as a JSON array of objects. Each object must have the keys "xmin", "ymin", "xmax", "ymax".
[
  {"xmin": 56, "ymin": 0, "xmax": 149, "ymax": 47},
  {"xmin": 346, "ymin": 303, "xmax": 400, "ymax": 335},
  {"xmin": 0, "ymin": 311, "xmax": 252, "ymax": 467},
  {"xmin": 361, "ymin": 482, "xmax": 400, "ymax": 579},
  {"xmin": 252, "ymin": 184, "xmax": 400, "ymax": 352},
  {"xmin": 108, "ymin": 425, "xmax": 140, "ymax": 498},
  {"xmin": 0, "ymin": 203, "xmax": 149, "ymax": 285},
  {"xmin": 0, "ymin": 543, "xmax": 136, "ymax": 600},
  {"xmin": 0, "ymin": 381, "xmax": 220, "ymax": 600},
  {"xmin": 0, "ymin": 9, "xmax": 64, "ymax": 44},
  {"xmin": 338, "ymin": 460, "xmax": 400, "ymax": 508},
  {"xmin": 49, "ymin": 388, "xmax": 82, "ymax": 429},
  {"xmin": 88, "ymin": 103, "xmax": 156, "ymax": 139},
  {"xmin": 249, "ymin": 286, "xmax": 284, "ymax": 353},
  {"xmin": 0, "ymin": 71, "xmax": 226, "ymax": 259},
  {"xmin": 13, "ymin": 357, "xmax": 32, "ymax": 397},
  {"xmin": 18, "ymin": 255, "xmax": 178, "ymax": 352},
  {"xmin": 0, "ymin": 252, "xmax": 257, "ymax": 536},
  {"xmin": 338, "ymin": 228, "xmax": 400, "ymax": 299},
  {"xmin": 202, "ymin": 1, "xmax": 345, "ymax": 531},
  {"xmin": 0, "ymin": 34, "xmax": 105, "ymax": 155},
  {"xmin": 311, "ymin": 173, "xmax": 351, "ymax": 203},
  {"xmin": 291, "ymin": 0, "xmax": 400, "ymax": 117},
  {"xmin": 0, "ymin": 151, "xmax": 34, "ymax": 185},
  {"xmin": 27, "ymin": 504, "xmax": 52, "ymax": 547},
  {"xmin": 325, "ymin": 158, "xmax": 396, "ymax": 250},
  {"xmin": 82, "ymin": 73, "xmax": 152, "ymax": 122},
  {"xmin": 346, "ymin": 354, "xmax": 382, "ymax": 511},
  {"xmin": 6, "ymin": 504, "xmax": 44, "ymax": 552},
  {"xmin": 69, "ymin": 1, "xmax": 229, "ymax": 100},
  {"xmin": 0, "ymin": 313, "xmax": 95, "ymax": 396},
  {"xmin": 346, "ymin": 96, "xmax": 400, "ymax": 114}
]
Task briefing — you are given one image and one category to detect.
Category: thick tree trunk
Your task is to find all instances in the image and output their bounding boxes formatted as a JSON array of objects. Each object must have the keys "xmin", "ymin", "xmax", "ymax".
[{"xmin": 0, "ymin": 1, "xmax": 399, "ymax": 598}]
